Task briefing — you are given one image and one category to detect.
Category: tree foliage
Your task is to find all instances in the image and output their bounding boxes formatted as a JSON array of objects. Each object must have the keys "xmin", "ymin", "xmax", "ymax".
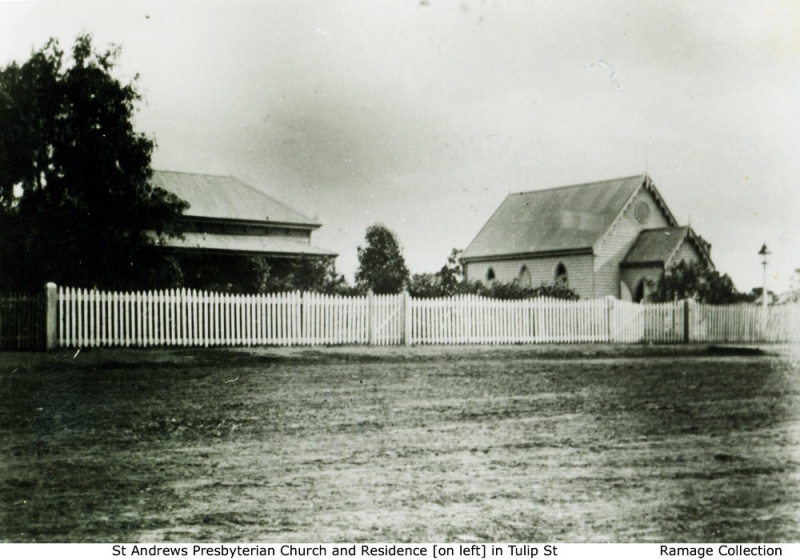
[
  {"xmin": 177, "ymin": 254, "xmax": 354, "ymax": 295},
  {"xmin": 261, "ymin": 256, "xmax": 355, "ymax": 295},
  {"xmin": 0, "ymin": 35, "xmax": 187, "ymax": 289},
  {"xmin": 746, "ymin": 287, "xmax": 778, "ymax": 305},
  {"xmin": 407, "ymin": 249, "xmax": 469, "ymax": 298},
  {"xmin": 650, "ymin": 260, "xmax": 746, "ymax": 304},
  {"xmin": 355, "ymin": 224, "xmax": 409, "ymax": 294},
  {"xmin": 477, "ymin": 278, "xmax": 580, "ymax": 300}
]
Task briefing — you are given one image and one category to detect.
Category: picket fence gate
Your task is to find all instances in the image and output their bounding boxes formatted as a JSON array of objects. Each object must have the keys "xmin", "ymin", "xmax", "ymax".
[{"xmin": 2, "ymin": 284, "xmax": 798, "ymax": 350}]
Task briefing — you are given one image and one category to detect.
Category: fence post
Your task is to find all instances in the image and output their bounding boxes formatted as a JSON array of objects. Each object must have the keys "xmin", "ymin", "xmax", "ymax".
[
  {"xmin": 301, "ymin": 291, "xmax": 308, "ymax": 345},
  {"xmin": 45, "ymin": 282, "xmax": 58, "ymax": 351},
  {"xmin": 403, "ymin": 291, "xmax": 412, "ymax": 346},
  {"xmin": 683, "ymin": 299, "xmax": 691, "ymax": 343},
  {"xmin": 368, "ymin": 292, "xmax": 375, "ymax": 346},
  {"xmin": 606, "ymin": 296, "xmax": 614, "ymax": 343}
]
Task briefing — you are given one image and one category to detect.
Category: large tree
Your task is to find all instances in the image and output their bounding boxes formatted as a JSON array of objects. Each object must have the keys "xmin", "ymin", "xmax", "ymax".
[
  {"xmin": 355, "ymin": 224, "xmax": 409, "ymax": 294},
  {"xmin": 0, "ymin": 35, "xmax": 187, "ymax": 289}
]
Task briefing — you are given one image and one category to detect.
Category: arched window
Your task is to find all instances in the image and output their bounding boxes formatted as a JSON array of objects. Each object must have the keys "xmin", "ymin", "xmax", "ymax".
[
  {"xmin": 555, "ymin": 262, "xmax": 568, "ymax": 284},
  {"xmin": 486, "ymin": 267, "xmax": 496, "ymax": 282},
  {"xmin": 518, "ymin": 265, "xmax": 531, "ymax": 288},
  {"xmin": 634, "ymin": 279, "xmax": 646, "ymax": 303}
]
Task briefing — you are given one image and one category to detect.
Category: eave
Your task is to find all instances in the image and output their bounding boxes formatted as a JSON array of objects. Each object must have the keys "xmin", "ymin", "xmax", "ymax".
[
  {"xmin": 147, "ymin": 231, "xmax": 336, "ymax": 259},
  {"xmin": 461, "ymin": 247, "xmax": 594, "ymax": 263},
  {"xmin": 183, "ymin": 216, "xmax": 321, "ymax": 231},
  {"xmin": 160, "ymin": 247, "xmax": 337, "ymax": 259},
  {"xmin": 620, "ymin": 261, "xmax": 666, "ymax": 269}
]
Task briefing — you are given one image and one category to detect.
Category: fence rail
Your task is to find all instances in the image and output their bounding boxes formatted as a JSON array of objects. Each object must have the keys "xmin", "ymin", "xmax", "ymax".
[{"xmin": 2, "ymin": 284, "xmax": 799, "ymax": 350}]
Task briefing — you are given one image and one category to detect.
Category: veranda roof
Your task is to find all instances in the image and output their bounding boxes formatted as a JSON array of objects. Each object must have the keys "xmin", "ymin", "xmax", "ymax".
[{"xmin": 153, "ymin": 232, "xmax": 336, "ymax": 257}]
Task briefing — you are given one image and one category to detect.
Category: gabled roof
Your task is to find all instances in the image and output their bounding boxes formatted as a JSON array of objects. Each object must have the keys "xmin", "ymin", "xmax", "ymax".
[
  {"xmin": 151, "ymin": 170, "xmax": 319, "ymax": 228},
  {"xmin": 462, "ymin": 174, "xmax": 655, "ymax": 260},
  {"xmin": 622, "ymin": 227, "xmax": 688, "ymax": 266},
  {"xmin": 621, "ymin": 226, "xmax": 714, "ymax": 269}
]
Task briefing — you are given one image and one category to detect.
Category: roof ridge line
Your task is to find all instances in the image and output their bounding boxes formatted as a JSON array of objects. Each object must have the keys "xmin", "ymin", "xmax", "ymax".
[{"xmin": 510, "ymin": 173, "xmax": 647, "ymax": 196}]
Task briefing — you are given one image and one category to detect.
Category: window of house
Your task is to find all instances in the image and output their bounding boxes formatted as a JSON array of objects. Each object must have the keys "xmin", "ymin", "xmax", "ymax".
[
  {"xmin": 555, "ymin": 262, "xmax": 568, "ymax": 284},
  {"xmin": 486, "ymin": 268, "xmax": 496, "ymax": 282},
  {"xmin": 518, "ymin": 265, "xmax": 531, "ymax": 288}
]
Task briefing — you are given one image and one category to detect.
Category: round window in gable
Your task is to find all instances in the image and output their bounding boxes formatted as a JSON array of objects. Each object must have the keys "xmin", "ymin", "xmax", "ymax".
[{"xmin": 634, "ymin": 201, "xmax": 651, "ymax": 224}]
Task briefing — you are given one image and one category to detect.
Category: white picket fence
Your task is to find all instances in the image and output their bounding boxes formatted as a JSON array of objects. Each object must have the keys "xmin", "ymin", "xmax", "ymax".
[
  {"xmin": 410, "ymin": 297, "xmax": 687, "ymax": 346},
  {"xmin": 50, "ymin": 285, "xmax": 800, "ymax": 349},
  {"xmin": 57, "ymin": 287, "xmax": 383, "ymax": 348},
  {"xmin": 690, "ymin": 301, "xmax": 800, "ymax": 343},
  {"xmin": 410, "ymin": 295, "xmax": 611, "ymax": 344}
]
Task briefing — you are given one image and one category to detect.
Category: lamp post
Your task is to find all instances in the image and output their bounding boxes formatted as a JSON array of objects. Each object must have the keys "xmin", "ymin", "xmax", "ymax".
[{"xmin": 758, "ymin": 243, "xmax": 770, "ymax": 312}]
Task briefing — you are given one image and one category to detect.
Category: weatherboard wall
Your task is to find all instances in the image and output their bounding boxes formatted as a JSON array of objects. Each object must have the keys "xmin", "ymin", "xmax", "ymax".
[
  {"xmin": 464, "ymin": 254, "xmax": 594, "ymax": 299},
  {"xmin": 668, "ymin": 238, "xmax": 704, "ymax": 267}
]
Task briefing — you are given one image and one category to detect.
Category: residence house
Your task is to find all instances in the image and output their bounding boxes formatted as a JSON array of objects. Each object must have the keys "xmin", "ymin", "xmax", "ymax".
[
  {"xmin": 460, "ymin": 174, "xmax": 713, "ymax": 301},
  {"xmin": 146, "ymin": 170, "xmax": 335, "ymax": 290},
  {"xmin": 150, "ymin": 170, "xmax": 334, "ymax": 260}
]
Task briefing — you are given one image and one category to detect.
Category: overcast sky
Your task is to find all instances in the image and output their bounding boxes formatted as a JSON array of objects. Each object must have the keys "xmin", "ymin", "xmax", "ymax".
[{"xmin": 2, "ymin": 0, "xmax": 798, "ymax": 292}]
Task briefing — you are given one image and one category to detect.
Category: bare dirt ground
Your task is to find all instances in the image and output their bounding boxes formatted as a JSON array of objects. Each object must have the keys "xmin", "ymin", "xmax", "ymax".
[{"xmin": 0, "ymin": 344, "xmax": 798, "ymax": 543}]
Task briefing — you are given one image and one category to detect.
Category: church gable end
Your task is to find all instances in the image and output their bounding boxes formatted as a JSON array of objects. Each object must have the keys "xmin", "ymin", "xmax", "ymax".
[{"xmin": 593, "ymin": 178, "xmax": 676, "ymax": 298}]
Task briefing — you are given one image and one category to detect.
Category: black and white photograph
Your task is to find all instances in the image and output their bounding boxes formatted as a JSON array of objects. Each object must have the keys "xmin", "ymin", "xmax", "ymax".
[{"xmin": 0, "ymin": 0, "xmax": 799, "ymax": 548}]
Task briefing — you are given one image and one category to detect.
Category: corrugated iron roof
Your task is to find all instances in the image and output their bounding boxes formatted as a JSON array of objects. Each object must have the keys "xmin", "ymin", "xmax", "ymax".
[
  {"xmin": 622, "ymin": 227, "xmax": 688, "ymax": 266},
  {"xmin": 151, "ymin": 170, "xmax": 319, "ymax": 227},
  {"xmin": 462, "ymin": 175, "xmax": 647, "ymax": 260},
  {"xmin": 154, "ymin": 232, "xmax": 336, "ymax": 257}
]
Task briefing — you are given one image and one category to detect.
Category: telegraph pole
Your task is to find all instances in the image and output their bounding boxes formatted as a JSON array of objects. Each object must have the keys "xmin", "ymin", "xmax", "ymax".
[{"xmin": 758, "ymin": 243, "xmax": 770, "ymax": 311}]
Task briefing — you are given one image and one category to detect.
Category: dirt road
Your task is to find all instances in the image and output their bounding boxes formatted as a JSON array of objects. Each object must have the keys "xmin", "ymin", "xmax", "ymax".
[{"xmin": 1, "ymin": 344, "xmax": 798, "ymax": 542}]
